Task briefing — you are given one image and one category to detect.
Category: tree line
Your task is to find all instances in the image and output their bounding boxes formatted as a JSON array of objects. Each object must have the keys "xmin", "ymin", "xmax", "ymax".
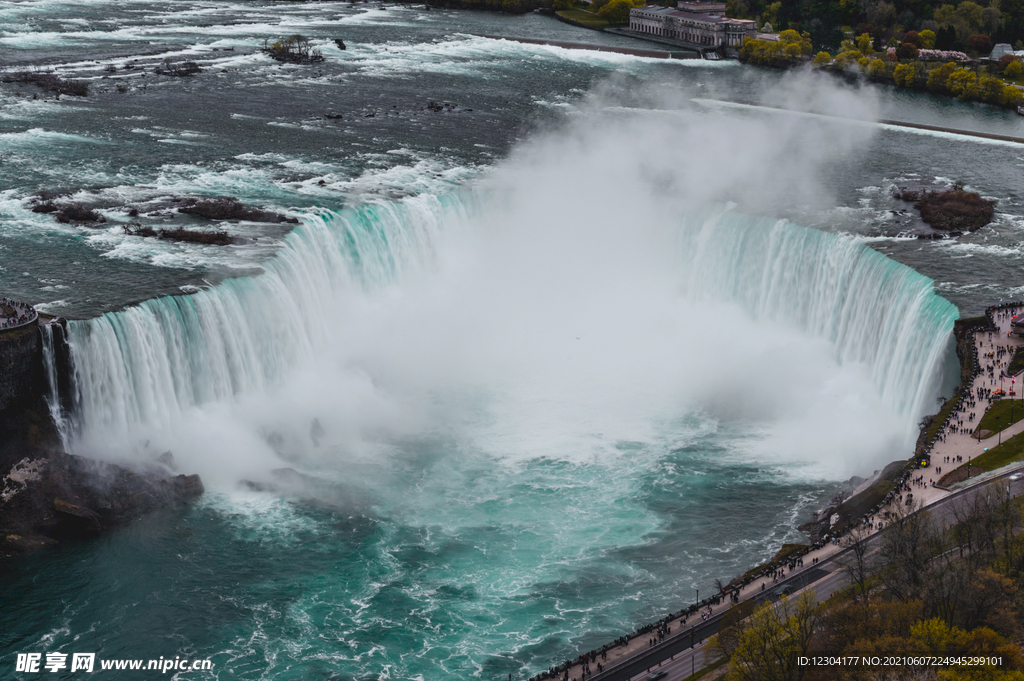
[{"xmin": 709, "ymin": 481, "xmax": 1024, "ymax": 681}]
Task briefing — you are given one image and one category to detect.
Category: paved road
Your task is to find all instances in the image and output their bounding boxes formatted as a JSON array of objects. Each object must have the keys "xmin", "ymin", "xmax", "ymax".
[{"xmin": 589, "ymin": 467, "xmax": 1024, "ymax": 681}]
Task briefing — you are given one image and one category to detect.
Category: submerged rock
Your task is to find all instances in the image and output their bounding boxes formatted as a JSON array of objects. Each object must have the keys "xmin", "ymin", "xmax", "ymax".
[{"xmin": 177, "ymin": 196, "xmax": 298, "ymax": 223}]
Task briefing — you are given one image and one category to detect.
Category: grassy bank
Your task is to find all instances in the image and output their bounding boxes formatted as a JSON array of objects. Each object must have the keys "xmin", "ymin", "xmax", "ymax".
[
  {"xmin": 1010, "ymin": 346, "xmax": 1024, "ymax": 376},
  {"xmin": 940, "ymin": 428, "xmax": 1024, "ymax": 485},
  {"xmin": 555, "ymin": 8, "xmax": 609, "ymax": 29},
  {"xmin": 920, "ymin": 394, "xmax": 963, "ymax": 455},
  {"xmin": 727, "ymin": 543, "xmax": 808, "ymax": 588},
  {"xmin": 972, "ymin": 429, "xmax": 1024, "ymax": 472},
  {"xmin": 976, "ymin": 399, "xmax": 1024, "ymax": 436},
  {"xmin": 827, "ymin": 461, "xmax": 907, "ymax": 534}
]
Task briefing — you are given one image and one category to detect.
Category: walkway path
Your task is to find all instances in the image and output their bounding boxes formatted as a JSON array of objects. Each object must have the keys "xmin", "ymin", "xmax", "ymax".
[{"xmin": 916, "ymin": 305, "xmax": 1024, "ymax": 504}]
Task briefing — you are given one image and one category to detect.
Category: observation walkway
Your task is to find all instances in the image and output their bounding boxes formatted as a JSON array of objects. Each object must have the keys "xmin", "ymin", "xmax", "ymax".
[{"xmin": 0, "ymin": 298, "xmax": 38, "ymax": 333}]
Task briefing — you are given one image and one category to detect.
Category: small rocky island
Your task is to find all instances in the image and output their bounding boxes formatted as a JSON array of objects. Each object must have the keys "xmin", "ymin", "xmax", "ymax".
[
  {"xmin": 894, "ymin": 182, "xmax": 997, "ymax": 238},
  {"xmin": 0, "ymin": 309, "xmax": 203, "ymax": 558}
]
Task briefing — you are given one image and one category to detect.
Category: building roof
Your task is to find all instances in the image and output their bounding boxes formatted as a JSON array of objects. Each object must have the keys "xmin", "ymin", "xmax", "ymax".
[
  {"xmin": 635, "ymin": 5, "xmax": 754, "ymax": 24},
  {"xmin": 677, "ymin": 1, "xmax": 726, "ymax": 13}
]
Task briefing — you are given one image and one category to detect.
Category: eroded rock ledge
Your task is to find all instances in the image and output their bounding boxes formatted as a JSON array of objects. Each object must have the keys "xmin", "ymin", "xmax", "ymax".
[{"xmin": 0, "ymin": 320, "xmax": 204, "ymax": 558}]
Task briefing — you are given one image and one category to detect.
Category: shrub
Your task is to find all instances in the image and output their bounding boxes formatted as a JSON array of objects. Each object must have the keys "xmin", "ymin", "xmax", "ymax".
[
  {"xmin": 30, "ymin": 201, "xmax": 58, "ymax": 214},
  {"xmin": 156, "ymin": 60, "xmax": 200, "ymax": 77},
  {"xmin": 158, "ymin": 228, "xmax": 236, "ymax": 246},
  {"xmin": 177, "ymin": 197, "xmax": 297, "ymax": 223},
  {"xmin": 262, "ymin": 35, "xmax": 324, "ymax": 64},
  {"xmin": 123, "ymin": 222, "xmax": 157, "ymax": 237},
  {"xmin": 997, "ymin": 54, "xmax": 1017, "ymax": 71},
  {"xmin": 915, "ymin": 185, "xmax": 995, "ymax": 232}
]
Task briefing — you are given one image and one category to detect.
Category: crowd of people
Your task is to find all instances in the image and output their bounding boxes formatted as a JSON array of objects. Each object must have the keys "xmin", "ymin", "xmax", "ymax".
[
  {"xmin": 923, "ymin": 303, "xmax": 1022, "ymax": 459},
  {"xmin": 0, "ymin": 297, "xmax": 36, "ymax": 331}
]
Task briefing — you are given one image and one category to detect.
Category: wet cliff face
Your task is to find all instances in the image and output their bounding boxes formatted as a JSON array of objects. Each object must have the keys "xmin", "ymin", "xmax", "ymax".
[
  {"xmin": 0, "ymin": 321, "xmax": 204, "ymax": 559},
  {"xmin": 0, "ymin": 324, "xmax": 42, "ymax": 413}
]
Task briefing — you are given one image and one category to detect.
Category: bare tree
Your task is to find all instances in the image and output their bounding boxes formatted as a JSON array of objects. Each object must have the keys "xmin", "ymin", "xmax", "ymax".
[
  {"xmin": 837, "ymin": 524, "xmax": 875, "ymax": 606},
  {"xmin": 877, "ymin": 500, "xmax": 936, "ymax": 603}
]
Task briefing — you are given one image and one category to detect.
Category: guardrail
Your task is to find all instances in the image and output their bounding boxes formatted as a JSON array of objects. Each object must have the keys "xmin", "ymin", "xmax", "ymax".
[{"xmin": 0, "ymin": 299, "xmax": 38, "ymax": 332}]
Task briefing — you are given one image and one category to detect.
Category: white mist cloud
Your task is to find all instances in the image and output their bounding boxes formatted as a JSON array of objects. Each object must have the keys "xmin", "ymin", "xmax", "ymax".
[{"xmin": 77, "ymin": 69, "xmax": 929, "ymax": 485}]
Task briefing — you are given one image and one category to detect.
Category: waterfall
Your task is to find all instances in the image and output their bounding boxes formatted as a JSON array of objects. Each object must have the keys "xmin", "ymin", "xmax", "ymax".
[
  {"xmin": 67, "ymin": 194, "xmax": 459, "ymax": 439},
  {"xmin": 40, "ymin": 322, "xmax": 73, "ymax": 449},
  {"xmin": 63, "ymin": 193, "xmax": 957, "ymax": 453},
  {"xmin": 679, "ymin": 210, "xmax": 958, "ymax": 420}
]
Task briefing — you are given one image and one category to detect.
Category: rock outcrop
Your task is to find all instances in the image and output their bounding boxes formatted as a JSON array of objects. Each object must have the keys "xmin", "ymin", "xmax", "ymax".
[{"xmin": 0, "ymin": 319, "xmax": 205, "ymax": 559}]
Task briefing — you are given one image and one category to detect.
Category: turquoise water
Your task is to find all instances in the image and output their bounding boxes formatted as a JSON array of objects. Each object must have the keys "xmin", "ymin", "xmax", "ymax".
[{"xmin": 0, "ymin": 2, "xmax": 1011, "ymax": 679}]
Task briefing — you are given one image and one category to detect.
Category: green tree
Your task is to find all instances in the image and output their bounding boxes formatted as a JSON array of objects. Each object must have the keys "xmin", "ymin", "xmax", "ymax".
[
  {"xmin": 919, "ymin": 28, "xmax": 936, "ymax": 48},
  {"xmin": 856, "ymin": 32, "xmax": 874, "ymax": 53},
  {"xmin": 596, "ymin": 0, "xmax": 637, "ymax": 24},
  {"xmin": 714, "ymin": 591, "xmax": 822, "ymax": 681},
  {"xmin": 894, "ymin": 62, "xmax": 917, "ymax": 86},
  {"xmin": 1004, "ymin": 85, "xmax": 1023, "ymax": 106},
  {"xmin": 927, "ymin": 61, "xmax": 958, "ymax": 91},
  {"xmin": 936, "ymin": 1, "xmax": 985, "ymax": 42},
  {"xmin": 812, "ymin": 51, "xmax": 832, "ymax": 65},
  {"xmin": 760, "ymin": 2, "xmax": 781, "ymax": 30},
  {"xmin": 948, "ymin": 68, "xmax": 978, "ymax": 97},
  {"xmin": 835, "ymin": 48, "xmax": 863, "ymax": 68},
  {"xmin": 868, "ymin": 58, "xmax": 887, "ymax": 76},
  {"xmin": 968, "ymin": 74, "xmax": 1008, "ymax": 103}
]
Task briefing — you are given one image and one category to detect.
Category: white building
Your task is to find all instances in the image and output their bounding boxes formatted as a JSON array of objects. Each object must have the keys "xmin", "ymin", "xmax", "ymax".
[{"xmin": 629, "ymin": 3, "xmax": 756, "ymax": 54}]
